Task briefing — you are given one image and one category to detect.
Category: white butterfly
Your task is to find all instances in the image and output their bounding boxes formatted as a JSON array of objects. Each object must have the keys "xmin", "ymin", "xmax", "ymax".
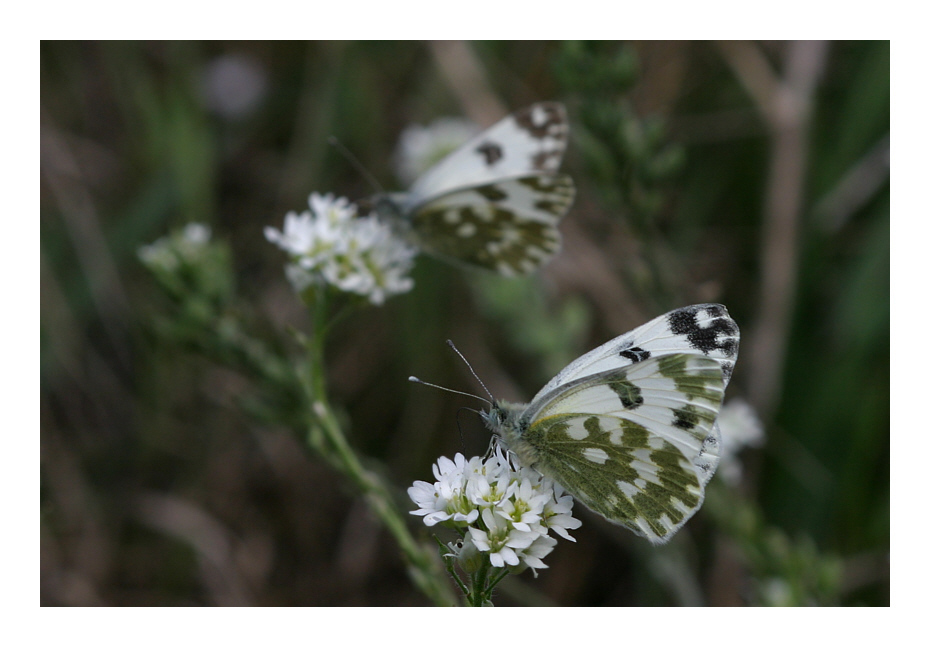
[
  {"xmin": 483, "ymin": 304, "xmax": 740, "ymax": 544},
  {"xmin": 372, "ymin": 102, "xmax": 574, "ymax": 276}
]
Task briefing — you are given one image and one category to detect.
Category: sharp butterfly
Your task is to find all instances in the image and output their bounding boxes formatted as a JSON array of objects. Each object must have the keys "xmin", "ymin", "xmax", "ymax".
[{"xmin": 481, "ymin": 304, "xmax": 739, "ymax": 543}]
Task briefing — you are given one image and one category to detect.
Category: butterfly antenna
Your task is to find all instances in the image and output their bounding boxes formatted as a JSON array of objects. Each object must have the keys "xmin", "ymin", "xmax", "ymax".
[
  {"xmin": 445, "ymin": 340, "xmax": 495, "ymax": 402},
  {"xmin": 408, "ymin": 376, "xmax": 491, "ymax": 406},
  {"xmin": 327, "ymin": 136, "xmax": 385, "ymax": 194}
]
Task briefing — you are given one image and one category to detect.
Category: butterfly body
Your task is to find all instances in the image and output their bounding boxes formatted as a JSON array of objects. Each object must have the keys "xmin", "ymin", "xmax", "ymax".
[
  {"xmin": 481, "ymin": 304, "xmax": 740, "ymax": 544},
  {"xmin": 373, "ymin": 102, "xmax": 574, "ymax": 276}
]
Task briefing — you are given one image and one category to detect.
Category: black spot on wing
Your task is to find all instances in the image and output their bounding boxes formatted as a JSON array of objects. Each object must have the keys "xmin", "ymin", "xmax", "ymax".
[
  {"xmin": 476, "ymin": 141, "xmax": 503, "ymax": 165},
  {"xmin": 619, "ymin": 346, "xmax": 651, "ymax": 363},
  {"xmin": 513, "ymin": 103, "xmax": 566, "ymax": 140},
  {"xmin": 667, "ymin": 305, "xmax": 738, "ymax": 357},
  {"xmin": 721, "ymin": 361, "xmax": 734, "ymax": 383}
]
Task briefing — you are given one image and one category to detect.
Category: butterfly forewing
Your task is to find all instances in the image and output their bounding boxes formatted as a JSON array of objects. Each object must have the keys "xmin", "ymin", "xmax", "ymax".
[
  {"xmin": 406, "ymin": 102, "xmax": 569, "ymax": 206},
  {"xmin": 503, "ymin": 353, "xmax": 726, "ymax": 543},
  {"xmin": 538, "ymin": 304, "xmax": 739, "ymax": 397}
]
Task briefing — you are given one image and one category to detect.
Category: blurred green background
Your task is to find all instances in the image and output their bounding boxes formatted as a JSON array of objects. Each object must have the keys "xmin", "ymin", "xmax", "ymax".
[{"xmin": 40, "ymin": 41, "xmax": 889, "ymax": 606}]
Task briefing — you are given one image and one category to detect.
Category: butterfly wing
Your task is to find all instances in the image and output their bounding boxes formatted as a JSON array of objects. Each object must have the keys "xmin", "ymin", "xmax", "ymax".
[
  {"xmin": 406, "ymin": 102, "xmax": 569, "ymax": 206},
  {"xmin": 405, "ymin": 174, "xmax": 574, "ymax": 275},
  {"xmin": 374, "ymin": 102, "xmax": 572, "ymax": 275},
  {"xmin": 503, "ymin": 353, "xmax": 727, "ymax": 544},
  {"xmin": 536, "ymin": 304, "xmax": 740, "ymax": 398}
]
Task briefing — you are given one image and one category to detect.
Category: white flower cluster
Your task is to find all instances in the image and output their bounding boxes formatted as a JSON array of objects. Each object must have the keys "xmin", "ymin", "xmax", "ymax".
[
  {"xmin": 408, "ymin": 448, "xmax": 581, "ymax": 573},
  {"xmin": 138, "ymin": 223, "xmax": 213, "ymax": 271},
  {"xmin": 264, "ymin": 193, "xmax": 417, "ymax": 305},
  {"xmin": 717, "ymin": 398, "xmax": 765, "ymax": 485},
  {"xmin": 392, "ymin": 117, "xmax": 479, "ymax": 185}
]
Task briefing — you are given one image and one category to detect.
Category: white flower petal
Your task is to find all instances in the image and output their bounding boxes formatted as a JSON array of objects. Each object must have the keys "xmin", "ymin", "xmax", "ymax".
[
  {"xmin": 409, "ymin": 446, "xmax": 581, "ymax": 572},
  {"xmin": 267, "ymin": 192, "xmax": 417, "ymax": 304}
]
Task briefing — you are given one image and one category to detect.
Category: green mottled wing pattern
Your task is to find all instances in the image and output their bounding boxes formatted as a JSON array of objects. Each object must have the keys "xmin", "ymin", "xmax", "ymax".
[
  {"xmin": 492, "ymin": 315, "xmax": 738, "ymax": 544},
  {"xmin": 513, "ymin": 354, "xmax": 724, "ymax": 543},
  {"xmin": 409, "ymin": 175, "xmax": 573, "ymax": 275}
]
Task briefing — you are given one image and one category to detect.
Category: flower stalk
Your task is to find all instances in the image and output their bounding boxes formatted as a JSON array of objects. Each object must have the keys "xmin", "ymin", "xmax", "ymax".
[
  {"xmin": 140, "ymin": 221, "xmax": 457, "ymax": 606},
  {"xmin": 288, "ymin": 289, "xmax": 459, "ymax": 606}
]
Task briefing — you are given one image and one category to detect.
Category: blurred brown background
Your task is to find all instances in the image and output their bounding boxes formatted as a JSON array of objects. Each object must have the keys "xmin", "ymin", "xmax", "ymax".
[{"xmin": 41, "ymin": 41, "xmax": 889, "ymax": 606}]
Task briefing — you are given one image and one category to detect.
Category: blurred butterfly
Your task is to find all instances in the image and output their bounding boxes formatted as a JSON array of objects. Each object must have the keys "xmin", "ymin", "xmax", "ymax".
[
  {"xmin": 426, "ymin": 304, "xmax": 740, "ymax": 544},
  {"xmin": 371, "ymin": 102, "xmax": 574, "ymax": 276}
]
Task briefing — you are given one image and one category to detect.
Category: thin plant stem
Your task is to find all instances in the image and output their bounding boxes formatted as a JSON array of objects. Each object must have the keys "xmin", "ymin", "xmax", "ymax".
[{"xmin": 301, "ymin": 293, "xmax": 458, "ymax": 606}]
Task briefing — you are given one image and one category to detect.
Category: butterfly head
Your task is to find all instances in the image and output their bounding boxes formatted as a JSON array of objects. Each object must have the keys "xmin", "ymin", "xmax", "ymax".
[
  {"xmin": 480, "ymin": 399, "xmax": 540, "ymax": 471},
  {"xmin": 480, "ymin": 399, "xmax": 526, "ymax": 435}
]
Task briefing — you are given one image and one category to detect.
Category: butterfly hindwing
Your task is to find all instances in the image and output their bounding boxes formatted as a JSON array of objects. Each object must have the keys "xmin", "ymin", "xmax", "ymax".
[
  {"xmin": 408, "ymin": 174, "xmax": 573, "ymax": 275},
  {"xmin": 505, "ymin": 353, "xmax": 726, "ymax": 543}
]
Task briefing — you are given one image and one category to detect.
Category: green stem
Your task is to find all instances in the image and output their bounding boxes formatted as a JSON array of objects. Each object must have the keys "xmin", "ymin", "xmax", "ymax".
[
  {"xmin": 448, "ymin": 563, "xmax": 469, "ymax": 599},
  {"xmin": 469, "ymin": 557, "xmax": 491, "ymax": 606},
  {"xmin": 487, "ymin": 568, "xmax": 510, "ymax": 594},
  {"xmin": 164, "ymin": 282, "xmax": 458, "ymax": 605},
  {"xmin": 302, "ymin": 296, "xmax": 458, "ymax": 606}
]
